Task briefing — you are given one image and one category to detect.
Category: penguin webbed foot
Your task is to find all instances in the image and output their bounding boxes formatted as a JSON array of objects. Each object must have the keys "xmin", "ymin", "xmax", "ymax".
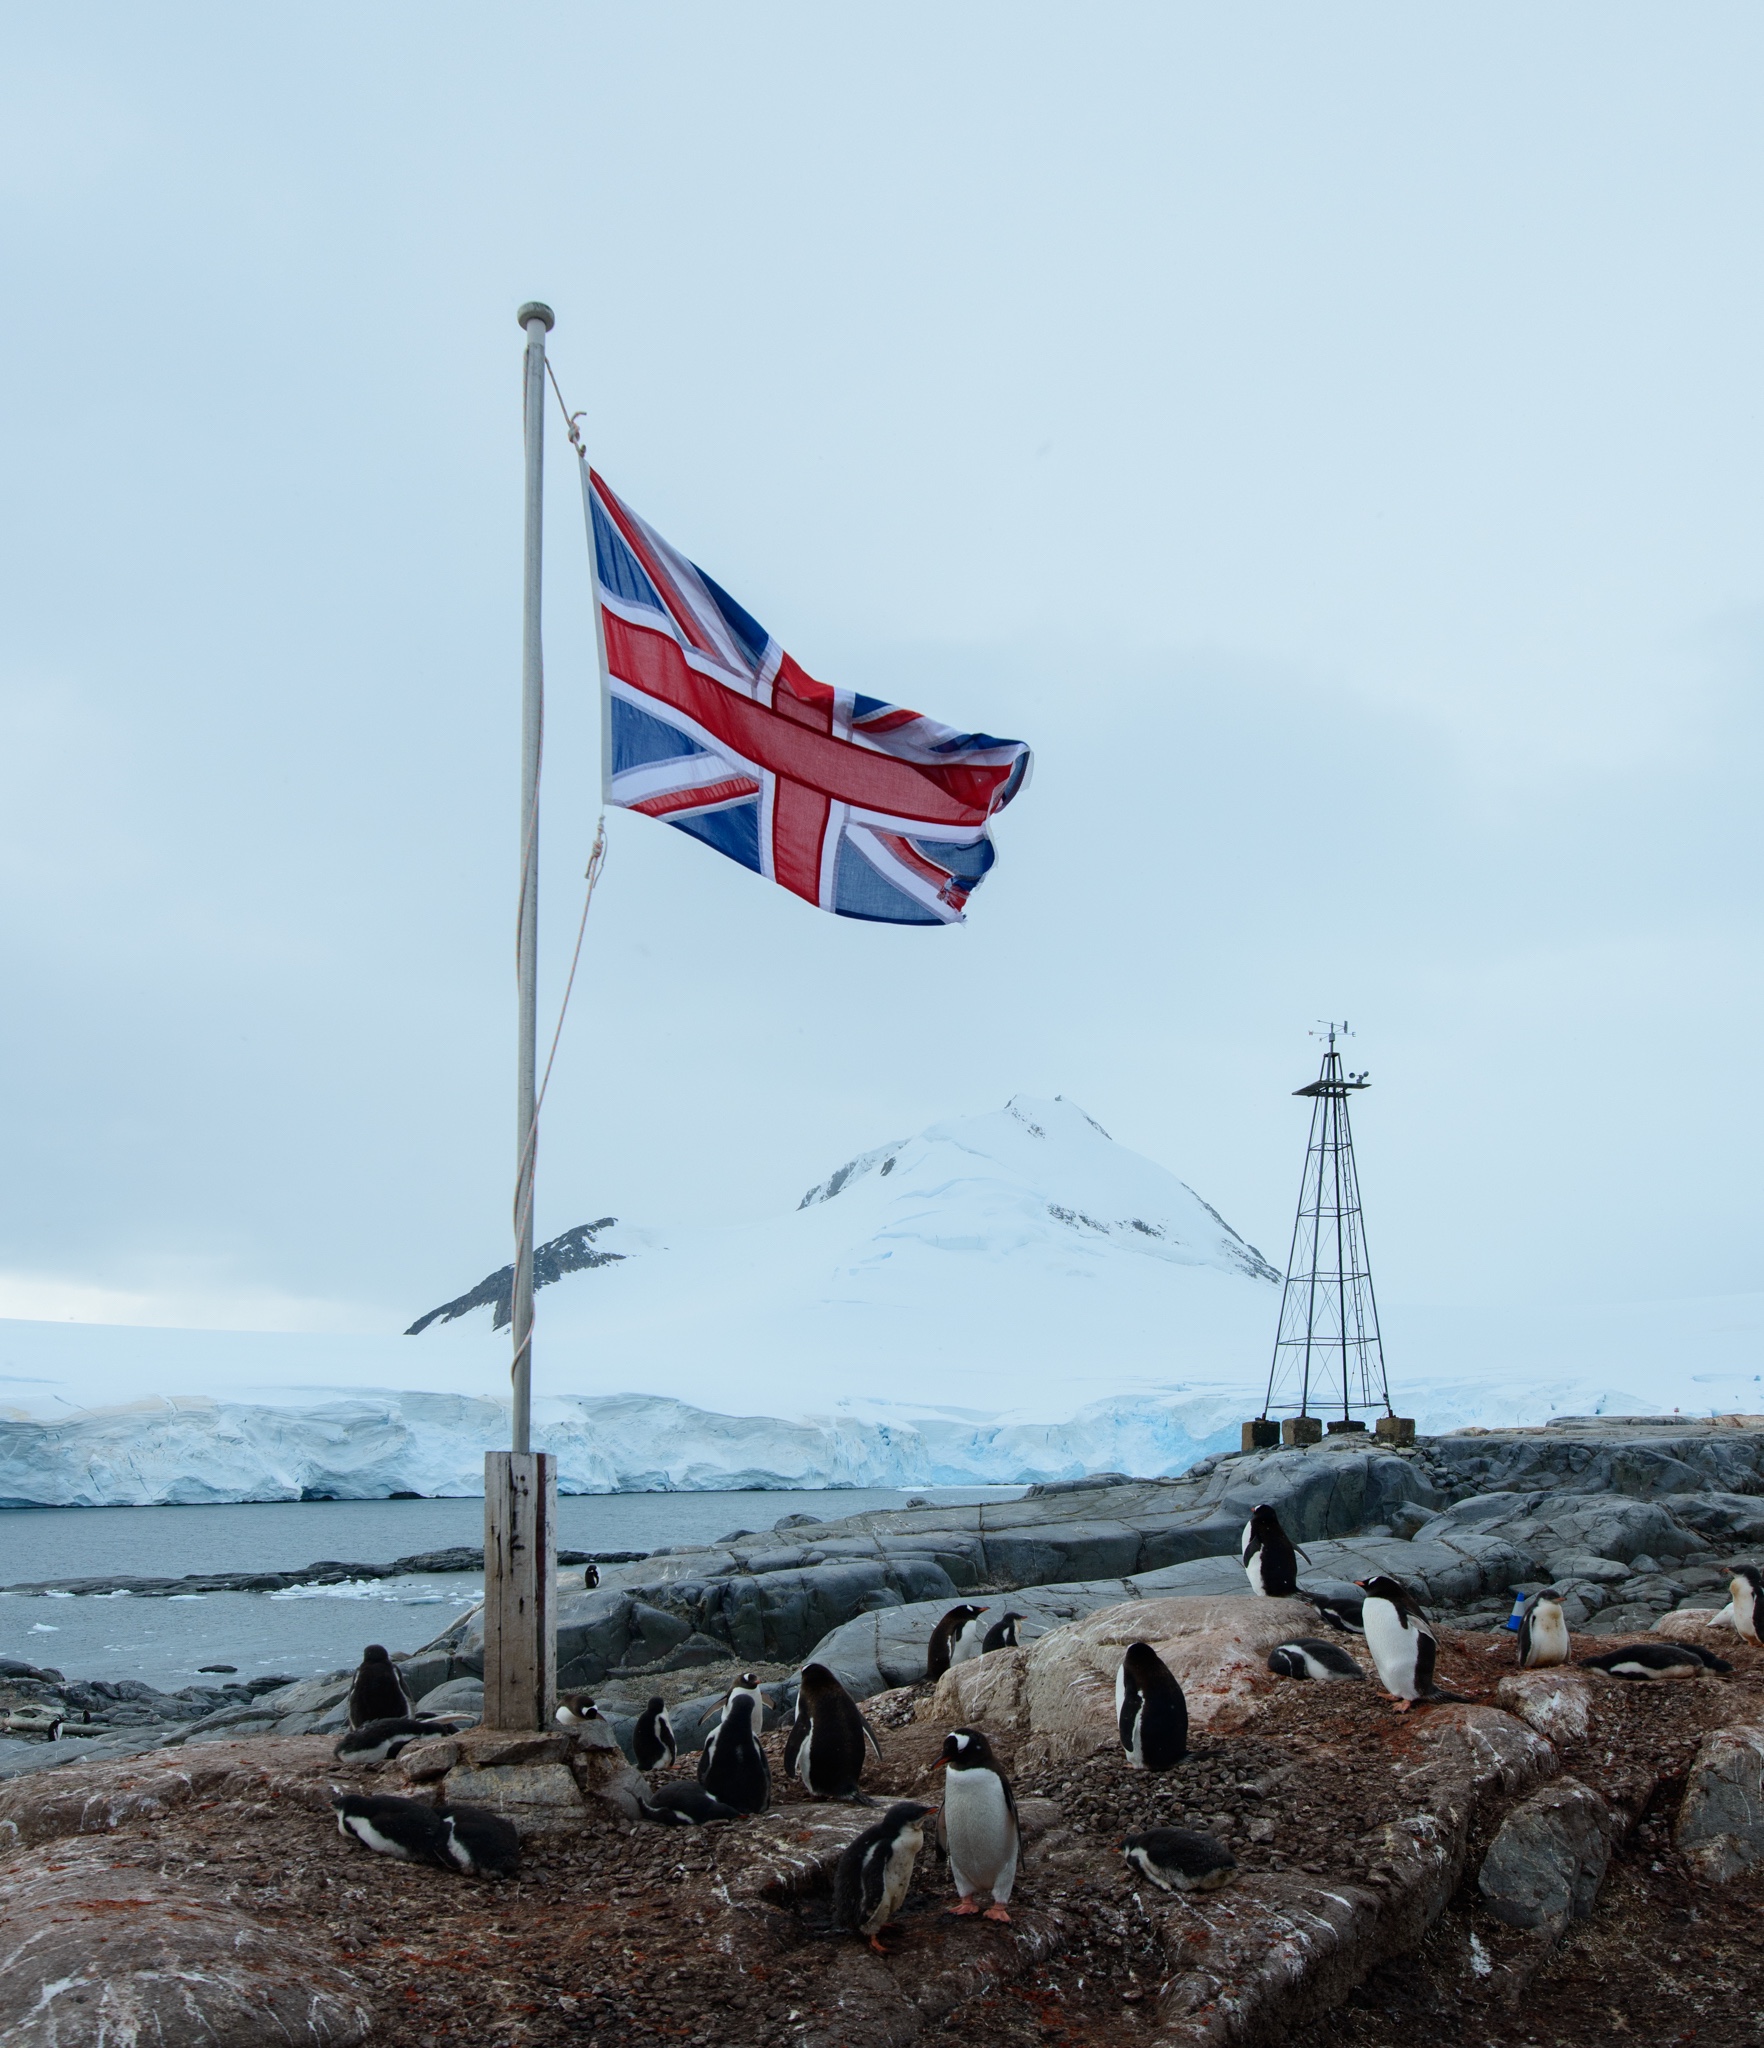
[
  {"xmin": 947, "ymin": 1897, "xmax": 983, "ymax": 1916},
  {"xmin": 982, "ymin": 1903, "xmax": 1012, "ymax": 1923}
]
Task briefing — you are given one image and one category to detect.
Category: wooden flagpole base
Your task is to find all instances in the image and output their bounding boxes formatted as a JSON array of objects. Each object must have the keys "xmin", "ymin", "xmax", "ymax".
[{"xmin": 482, "ymin": 1450, "xmax": 557, "ymax": 1730}]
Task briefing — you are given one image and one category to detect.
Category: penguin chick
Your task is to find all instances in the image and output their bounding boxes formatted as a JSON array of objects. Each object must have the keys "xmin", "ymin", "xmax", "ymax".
[
  {"xmin": 346, "ymin": 1645, "xmax": 412, "ymax": 1730},
  {"xmin": 1516, "ymin": 1590, "xmax": 1571, "ymax": 1670},
  {"xmin": 632, "ymin": 1695, "xmax": 677, "ymax": 1773},
  {"xmin": 1581, "ymin": 1642, "xmax": 1731, "ymax": 1680},
  {"xmin": 1123, "ymin": 1828, "xmax": 1237, "ymax": 1894},
  {"xmin": 1117, "ymin": 1641, "xmax": 1189, "ymax": 1768},
  {"xmin": 784, "ymin": 1663, "xmax": 879, "ymax": 1801},
  {"xmin": 332, "ymin": 1789, "xmax": 449, "ymax": 1864},
  {"xmin": 438, "ymin": 1802, "xmax": 521, "ymax": 1876},
  {"xmin": 698, "ymin": 1691, "xmax": 771, "ymax": 1814},
  {"xmin": 1266, "ymin": 1638, "xmax": 1365, "ymax": 1681},
  {"xmin": 927, "ymin": 1605, "xmax": 989, "ymax": 1681},
  {"xmin": 981, "ymin": 1611, "xmax": 1024, "ymax": 1654},
  {"xmin": 833, "ymin": 1801, "xmax": 933, "ymax": 1952},
  {"xmin": 938, "ymin": 1728, "xmax": 1019, "ymax": 1922},
  {"xmin": 1305, "ymin": 1591, "xmax": 1366, "ymax": 1635},
  {"xmin": 638, "ymin": 1782, "xmax": 744, "ymax": 1827},
  {"xmin": 1357, "ymin": 1576, "xmax": 1463, "ymax": 1710},
  {"xmin": 332, "ymin": 1715, "xmax": 465, "ymax": 1765},
  {"xmin": 1727, "ymin": 1564, "xmax": 1762, "ymax": 1645},
  {"xmin": 1241, "ymin": 1504, "xmax": 1304, "ymax": 1598}
]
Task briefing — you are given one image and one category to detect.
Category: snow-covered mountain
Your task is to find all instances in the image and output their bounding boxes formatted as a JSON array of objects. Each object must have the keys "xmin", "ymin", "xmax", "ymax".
[{"xmin": 3, "ymin": 1096, "xmax": 1758, "ymax": 1503}]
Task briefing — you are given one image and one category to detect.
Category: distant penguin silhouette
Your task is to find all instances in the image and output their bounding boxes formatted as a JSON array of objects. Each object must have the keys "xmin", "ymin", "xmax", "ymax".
[
  {"xmin": 1241, "ymin": 1505, "xmax": 1303, "ymax": 1598},
  {"xmin": 1123, "ymin": 1827, "xmax": 1237, "ymax": 1893},
  {"xmin": 582, "ymin": 1561, "xmax": 601, "ymax": 1590},
  {"xmin": 784, "ymin": 1663, "xmax": 881, "ymax": 1801},
  {"xmin": 939, "ymin": 1728, "xmax": 1019, "ymax": 1922},
  {"xmin": 1266, "ymin": 1638, "xmax": 1365, "ymax": 1681},
  {"xmin": 639, "ymin": 1783, "xmax": 744, "ymax": 1827},
  {"xmin": 1516, "ymin": 1591, "xmax": 1571, "ymax": 1670},
  {"xmin": 982, "ymin": 1611, "xmax": 1024, "ymax": 1654},
  {"xmin": 347, "ymin": 1646, "xmax": 412, "ymax": 1730},
  {"xmin": 332, "ymin": 1789, "xmax": 448, "ymax": 1864},
  {"xmin": 1581, "ymin": 1641, "xmax": 1731, "ymax": 1680},
  {"xmin": 633, "ymin": 1695, "xmax": 677, "ymax": 1773},
  {"xmin": 927, "ymin": 1605, "xmax": 988, "ymax": 1680},
  {"xmin": 698, "ymin": 1691, "xmax": 771, "ymax": 1814},
  {"xmin": 438, "ymin": 1803, "xmax": 520, "ymax": 1876},
  {"xmin": 1117, "ymin": 1641, "xmax": 1188, "ymax": 1769},
  {"xmin": 834, "ymin": 1802, "xmax": 933, "ymax": 1953}
]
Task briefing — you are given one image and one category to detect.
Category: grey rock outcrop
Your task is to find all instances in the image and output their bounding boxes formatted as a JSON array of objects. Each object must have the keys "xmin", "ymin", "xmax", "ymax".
[
  {"xmin": 1477, "ymin": 1778, "xmax": 1614, "ymax": 1933},
  {"xmin": 1674, "ymin": 1724, "xmax": 1764, "ymax": 1882}
]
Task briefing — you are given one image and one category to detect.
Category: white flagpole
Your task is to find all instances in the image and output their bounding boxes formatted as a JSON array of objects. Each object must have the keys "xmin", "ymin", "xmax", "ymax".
[{"xmin": 482, "ymin": 299, "xmax": 558, "ymax": 1732}]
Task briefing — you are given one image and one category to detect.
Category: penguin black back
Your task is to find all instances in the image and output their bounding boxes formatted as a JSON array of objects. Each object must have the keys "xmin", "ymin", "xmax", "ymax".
[
  {"xmin": 981, "ymin": 1611, "xmax": 1024, "ymax": 1654},
  {"xmin": 332, "ymin": 1789, "xmax": 449, "ymax": 1865},
  {"xmin": 783, "ymin": 1662, "xmax": 874, "ymax": 1800},
  {"xmin": 1266, "ymin": 1638, "xmax": 1364, "ymax": 1681},
  {"xmin": 347, "ymin": 1645, "xmax": 412, "ymax": 1730},
  {"xmin": 439, "ymin": 1802, "xmax": 521, "ymax": 1876},
  {"xmin": 926, "ymin": 1604, "xmax": 988, "ymax": 1680},
  {"xmin": 699, "ymin": 1690, "xmax": 771, "ymax": 1813},
  {"xmin": 639, "ymin": 1782, "xmax": 743, "ymax": 1827},
  {"xmin": 1241, "ymin": 1504, "xmax": 1301, "ymax": 1598},
  {"xmin": 833, "ymin": 1801, "xmax": 933, "ymax": 1951},
  {"xmin": 1117, "ymin": 1640, "xmax": 1188, "ymax": 1769},
  {"xmin": 633, "ymin": 1695, "xmax": 676, "ymax": 1772}
]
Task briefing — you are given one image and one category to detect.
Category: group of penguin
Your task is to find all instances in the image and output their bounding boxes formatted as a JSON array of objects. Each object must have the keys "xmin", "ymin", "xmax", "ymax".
[
  {"xmin": 329, "ymin": 1643, "xmax": 521, "ymax": 1877},
  {"xmin": 1243, "ymin": 1501, "xmax": 1764, "ymax": 1694}
]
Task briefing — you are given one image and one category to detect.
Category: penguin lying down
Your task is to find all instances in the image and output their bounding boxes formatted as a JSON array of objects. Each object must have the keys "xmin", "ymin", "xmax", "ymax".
[
  {"xmin": 1581, "ymin": 1642, "xmax": 1732, "ymax": 1680},
  {"xmin": 1123, "ymin": 1828, "xmax": 1237, "ymax": 1894},
  {"xmin": 333, "ymin": 1715, "xmax": 472, "ymax": 1764},
  {"xmin": 332, "ymin": 1790, "xmax": 520, "ymax": 1876},
  {"xmin": 1266, "ymin": 1638, "xmax": 1365, "ymax": 1681},
  {"xmin": 638, "ymin": 1783, "xmax": 744, "ymax": 1827}
]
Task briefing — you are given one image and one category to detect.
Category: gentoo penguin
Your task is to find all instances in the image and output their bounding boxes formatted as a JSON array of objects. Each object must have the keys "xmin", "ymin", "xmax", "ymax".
[
  {"xmin": 982, "ymin": 1611, "xmax": 1025, "ymax": 1654},
  {"xmin": 1117, "ymin": 1641, "xmax": 1189, "ymax": 1769},
  {"xmin": 950, "ymin": 1610, "xmax": 991, "ymax": 1666},
  {"xmin": 347, "ymin": 1644, "xmax": 412, "ymax": 1729},
  {"xmin": 333, "ymin": 1715, "xmax": 464, "ymax": 1765},
  {"xmin": 927, "ymin": 1605, "xmax": 989, "ymax": 1681},
  {"xmin": 833, "ymin": 1801, "xmax": 934, "ymax": 1953},
  {"xmin": 1267, "ymin": 1638, "xmax": 1365, "ymax": 1681},
  {"xmin": 698, "ymin": 1690, "xmax": 771, "ymax": 1813},
  {"xmin": 638, "ymin": 1782, "xmax": 744, "ymax": 1827},
  {"xmin": 1516, "ymin": 1590, "xmax": 1571, "ymax": 1670},
  {"xmin": 632, "ymin": 1695, "xmax": 677, "ymax": 1773},
  {"xmin": 1241, "ymin": 1504, "xmax": 1304, "ymax": 1599},
  {"xmin": 438, "ymin": 1802, "xmax": 521, "ymax": 1876},
  {"xmin": 1306, "ymin": 1590, "xmax": 1366, "ymax": 1635},
  {"xmin": 1581, "ymin": 1642, "xmax": 1732, "ymax": 1680},
  {"xmin": 582, "ymin": 1561, "xmax": 601, "ymax": 1590},
  {"xmin": 1357, "ymin": 1576, "xmax": 1461, "ymax": 1710},
  {"xmin": 1727, "ymin": 1564, "xmax": 1762, "ymax": 1644},
  {"xmin": 555, "ymin": 1694, "xmax": 605, "ymax": 1729},
  {"xmin": 1122, "ymin": 1828, "xmax": 1237, "ymax": 1894},
  {"xmin": 719, "ymin": 1672, "xmax": 767, "ymax": 1730},
  {"xmin": 784, "ymin": 1663, "xmax": 881, "ymax": 1801},
  {"xmin": 938, "ymin": 1728, "xmax": 1020, "ymax": 1922},
  {"xmin": 332, "ymin": 1788, "xmax": 449, "ymax": 1864}
]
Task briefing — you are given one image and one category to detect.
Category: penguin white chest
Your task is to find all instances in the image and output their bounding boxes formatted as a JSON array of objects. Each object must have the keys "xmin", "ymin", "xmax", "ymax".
[
  {"xmin": 1362, "ymin": 1601, "xmax": 1422, "ymax": 1697},
  {"xmin": 793, "ymin": 1721, "xmax": 815, "ymax": 1786},
  {"xmin": 866, "ymin": 1825, "xmax": 923, "ymax": 1931},
  {"xmin": 951, "ymin": 1617, "xmax": 985, "ymax": 1666},
  {"xmin": 1241, "ymin": 1521, "xmax": 1267, "ymax": 1595},
  {"xmin": 1733, "ymin": 1580, "xmax": 1759, "ymax": 1644},
  {"xmin": 1115, "ymin": 1668, "xmax": 1145, "ymax": 1766},
  {"xmin": 943, "ymin": 1770, "xmax": 1018, "ymax": 1900},
  {"xmin": 1524, "ymin": 1606, "xmax": 1570, "ymax": 1668},
  {"xmin": 340, "ymin": 1813, "xmax": 415, "ymax": 1860}
]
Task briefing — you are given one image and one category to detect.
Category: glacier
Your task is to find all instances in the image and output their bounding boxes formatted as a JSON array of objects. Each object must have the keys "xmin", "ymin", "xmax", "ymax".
[{"xmin": 2, "ymin": 1095, "xmax": 1761, "ymax": 1506}]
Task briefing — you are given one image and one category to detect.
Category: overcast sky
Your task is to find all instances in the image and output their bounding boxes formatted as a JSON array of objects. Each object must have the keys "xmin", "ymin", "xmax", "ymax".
[{"xmin": 3, "ymin": 5, "xmax": 1761, "ymax": 1335}]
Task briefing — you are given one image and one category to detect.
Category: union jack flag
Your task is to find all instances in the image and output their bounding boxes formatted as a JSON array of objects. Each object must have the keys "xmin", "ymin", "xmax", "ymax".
[{"xmin": 582, "ymin": 470, "xmax": 1031, "ymax": 924}]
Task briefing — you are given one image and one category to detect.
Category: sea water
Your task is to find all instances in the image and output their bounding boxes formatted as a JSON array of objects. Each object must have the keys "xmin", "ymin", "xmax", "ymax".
[{"xmin": 0, "ymin": 1487, "xmax": 1023, "ymax": 1691}]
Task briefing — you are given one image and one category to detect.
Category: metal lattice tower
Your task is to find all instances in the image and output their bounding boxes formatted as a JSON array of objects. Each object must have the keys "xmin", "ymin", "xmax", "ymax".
[{"xmin": 1262, "ymin": 1022, "xmax": 1391, "ymax": 1424}]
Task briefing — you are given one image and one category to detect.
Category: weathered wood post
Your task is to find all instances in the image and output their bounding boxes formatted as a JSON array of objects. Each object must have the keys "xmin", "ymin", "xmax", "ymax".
[{"xmin": 483, "ymin": 1448, "xmax": 557, "ymax": 1729}]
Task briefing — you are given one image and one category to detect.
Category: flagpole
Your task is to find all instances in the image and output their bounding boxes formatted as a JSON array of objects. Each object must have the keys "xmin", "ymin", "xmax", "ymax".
[{"xmin": 482, "ymin": 299, "xmax": 558, "ymax": 1732}]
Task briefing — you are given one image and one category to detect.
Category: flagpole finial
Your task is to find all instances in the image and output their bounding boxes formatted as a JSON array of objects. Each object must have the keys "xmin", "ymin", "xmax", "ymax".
[{"xmin": 517, "ymin": 301, "xmax": 555, "ymax": 332}]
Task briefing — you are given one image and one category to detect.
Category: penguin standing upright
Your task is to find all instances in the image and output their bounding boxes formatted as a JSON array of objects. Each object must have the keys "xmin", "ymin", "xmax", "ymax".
[
  {"xmin": 938, "ymin": 1728, "xmax": 1020, "ymax": 1923},
  {"xmin": 1727, "ymin": 1564, "xmax": 1762, "ymax": 1644},
  {"xmin": 1241, "ymin": 1505, "xmax": 1303, "ymax": 1598},
  {"xmin": 1357, "ymin": 1576, "xmax": 1461, "ymax": 1710},
  {"xmin": 784, "ymin": 1663, "xmax": 880, "ymax": 1801},
  {"xmin": 1516, "ymin": 1590, "xmax": 1571, "ymax": 1670},
  {"xmin": 981, "ymin": 1612, "xmax": 1024, "ymax": 1654},
  {"xmin": 949, "ymin": 1611, "xmax": 990, "ymax": 1666},
  {"xmin": 1266, "ymin": 1638, "xmax": 1365, "ymax": 1681},
  {"xmin": 833, "ymin": 1801, "xmax": 933, "ymax": 1953},
  {"xmin": 698, "ymin": 1691, "xmax": 771, "ymax": 1813},
  {"xmin": 347, "ymin": 1645, "xmax": 412, "ymax": 1729},
  {"xmin": 582, "ymin": 1561, "xmax": 601, "ymax": 1590},
  {"xmin": 1116, "ymin": 1641, "xmax": 1189, "ymax": 1768},
  {"xmin": 633, "ymin": 1695, "xmax": 677, "ymax": 1773},
  {"xmin": 927, "ymin": 1605, "xmax": 988, "ymax": 1680}
]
